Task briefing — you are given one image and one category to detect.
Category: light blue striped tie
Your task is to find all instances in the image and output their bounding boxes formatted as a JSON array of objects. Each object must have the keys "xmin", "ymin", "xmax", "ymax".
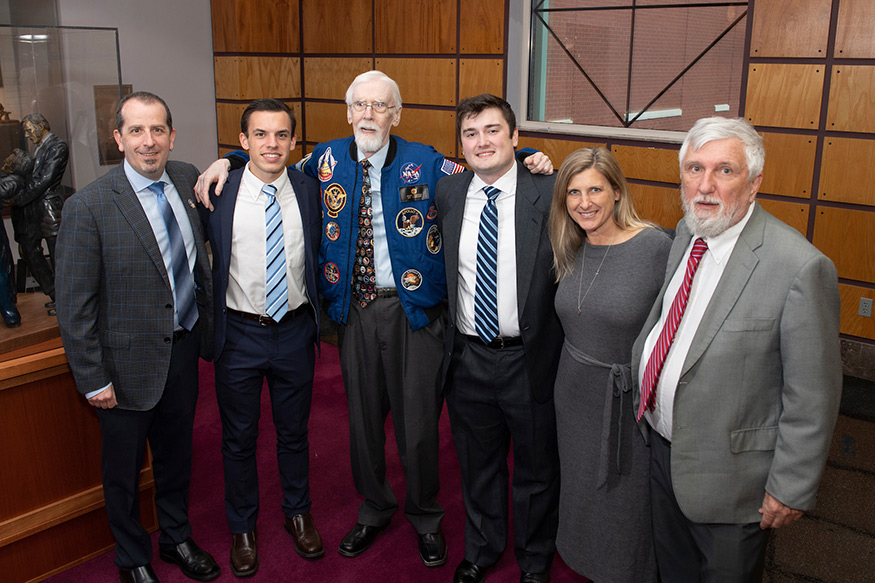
[
  {"xmin": 263, "ymin": 183, "xmax": 289, "ymax": 322},
  {"xmin": 148, "ymin": 181, "xmax": 198, "ymax": 331},
  {"xmin": 475, "ymin": 185, "xmax": 501, "ymax": 343}
]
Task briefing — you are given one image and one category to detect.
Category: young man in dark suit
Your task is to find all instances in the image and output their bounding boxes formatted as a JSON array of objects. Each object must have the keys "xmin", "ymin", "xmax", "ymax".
[
  {"xmin": 56, "ymin": 91, "xmax": 219, "ymax": 583},
  {"xmin": 199, "ymin": 99, "xmax": 323, "ymax": 577},
  {"xmin": 436, "ymin": 94, "xmax": 563, "ymax": 583}
]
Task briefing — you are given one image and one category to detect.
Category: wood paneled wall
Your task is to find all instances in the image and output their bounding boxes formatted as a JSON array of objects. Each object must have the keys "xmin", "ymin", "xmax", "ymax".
[{"xmin": 209, "ymin": 0, "xmax": 875, "ymax": 341}]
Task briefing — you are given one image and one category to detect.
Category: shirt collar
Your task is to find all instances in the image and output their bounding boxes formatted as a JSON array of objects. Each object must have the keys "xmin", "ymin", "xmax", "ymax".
[
  {"xmin": 242, "ymin": 163, "xmax": 291, "ymax": 201},
  {"xmin": 470, "ymin": 161, "xmax": 518, "ymax": 198},
  {"xmin": 124, "ymin": 159, "xmax": 170, "ymax": 193},
  {"xmin": 357, "ymin": 140, "xmax": 390, "ymax": 171},
  {"xmin": 700, "ymin": 201, "xmax": 756, "ymax": 264}
]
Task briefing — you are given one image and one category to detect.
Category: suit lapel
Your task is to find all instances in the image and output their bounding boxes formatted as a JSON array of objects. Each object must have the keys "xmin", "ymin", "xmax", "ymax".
[
  {"xmin": 681, "ymin": 204, "xmax": 765, "ymax": 376},
  {"xmin": 217, "ymin": 171, "xmax": 244, "ymax": 274},
  {"xmin": 514, "ymin": 166, "xmax": 543, "ymax": 316},
  {"xmin": 111, "ymin": 166, "xmax": 170, "ymax": 286}
]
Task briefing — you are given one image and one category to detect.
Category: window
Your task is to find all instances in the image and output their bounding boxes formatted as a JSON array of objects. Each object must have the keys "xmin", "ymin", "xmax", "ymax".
[{"xmin": 508, "ymin": 0, "xmax": 749, "ymax": 142}]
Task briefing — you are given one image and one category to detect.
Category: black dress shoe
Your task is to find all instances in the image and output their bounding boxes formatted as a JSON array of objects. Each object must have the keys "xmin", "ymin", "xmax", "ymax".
[
  {"xmin": 454, "ymin": 559, "xmax": 487, "ymax": 583},
  {"xmin": 520, "ymin": 572, "xmax": 550, "ymax": 583},
  {"xmin": 1, "ymin": 305, "xmax": 20, "ymax": 327},
  {"xmin": 159, "ymin": 538, "xmax": 220, "ymax": 581},
  {"xmin": 418, "ymin": 530, "xmax": 448, "ymax": 567},
  {"xmin": 230, "ymin": 530, "xmax": 258, "ymax": 577},
  {"xmin": 44, "ymin": 301, "xmax": 56, "ymax": 308},
  {"xmin": 338, "ymin": 521, "xmax": 389, "ymax": 557},
  {"xmin": 119, "ymin": 564, "xmax": 159, "ymax": 583}
]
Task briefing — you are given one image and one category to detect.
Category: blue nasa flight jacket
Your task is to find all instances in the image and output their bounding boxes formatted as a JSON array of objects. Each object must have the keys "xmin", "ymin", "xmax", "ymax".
[{"xmin": 226, "ymin": 137, "xmax": 536, "ymax": 332}]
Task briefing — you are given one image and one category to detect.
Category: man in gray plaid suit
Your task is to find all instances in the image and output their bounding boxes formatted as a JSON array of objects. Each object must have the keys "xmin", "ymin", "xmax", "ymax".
[{"xmin": 56, "ymin": 92, "xmax": 219, "ymax": 583}]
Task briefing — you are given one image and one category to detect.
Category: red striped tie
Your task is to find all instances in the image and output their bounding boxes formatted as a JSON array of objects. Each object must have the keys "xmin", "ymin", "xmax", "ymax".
[{"xmin": 638, "ymin": 238, "xmax": 708, "ymax": 421}]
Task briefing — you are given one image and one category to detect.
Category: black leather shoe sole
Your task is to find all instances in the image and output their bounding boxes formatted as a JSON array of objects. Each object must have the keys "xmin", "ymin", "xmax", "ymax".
[{"xmin": 338, "ymin": 522, "xmax": 389, "ymax": 558}]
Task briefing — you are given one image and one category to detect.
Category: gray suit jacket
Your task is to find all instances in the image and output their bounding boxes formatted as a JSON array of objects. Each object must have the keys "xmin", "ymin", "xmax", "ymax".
[
  {"xmin": 436, "ymin": 163, "xmax": 563, "ymax": 403},
  {"xmin": 632, "ymin": 203, "xmax": 842, "ymax": 523},
  {"xmin": 56, "ymin": 161, "xmax": 214, "ymax": 411}
]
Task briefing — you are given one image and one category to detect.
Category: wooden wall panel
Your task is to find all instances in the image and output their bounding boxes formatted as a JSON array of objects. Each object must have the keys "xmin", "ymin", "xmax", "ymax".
[
  {"xmin": 746, "ymin": 64, "xmax": 824, "ymax": 129},
  {"xmin": 302, "ymin": 0, "xmax": 372, "ymax": 53},
  {"xmin": 629, "ymin": 184, "xmax": 683, "ymax": 230},
  {"xmin": 460, "ymin": 0, "xmax": 504, "ymax": 54},
  {"xmin": 827, "ymin": 66, "xmax": 875, "ymax": 134},
  {"xmin": 210, "ymin": 0, "xmax": 235, "ymax": 52},
  {"xmin": 376, "ymin": 0, "xmax": 456, "ymax": 54},
  {"xmin": 393, "ymin": 109, "xmax": 457, "ymax": 158},
  {"xmin": 835, "ymin": 0, "xmax": 875, "ymax": 58},
  {"xmin": 210, "ymin": 0, "xmax": 299, "ymax": 53},
  {"xmin": 749, "ymin": 0, "xmax": 830, "ymax": 58},
  {"xmin": 303, "ymin": 102, "xmax": 351, "ymax": 145},
  {"xmin": 759, "ymin": 133, "xmax": 816, "ymax": 199},
  {"xmin": 459, "ymin": 59, "xmax": 504, "ymax": 102},
  {"xmin": 517, "ymin": 138, "xmax": 604, "ymax": 172},
  {"xmin": 819, "ymin": 138, "xmax": 875, "ymax": 207},
  {"xmin": 758, "ymin": 199, "xmax": 809, "ymax": 237},
  {"xmin": 612, "ymin": 145, "xmax": 679, "ymax": 184},
  {"xmin": 839, "ymin": 284, "xmax": 875, "ymax": 340},
  {"xmin": 304, "ymin": 58, "xmax": 373, "ymax": 100},
  {"xmin": 813, "ymin": 207, "xmax": 875, "ymax": 283},
  {"xmin": 214, "ymin": 57, "xmax": 301, "ymax": 100},
  {"xmin": 216, "ymin": 102, "xmax": 246, "ymax": 145},
  {"xmin": 375, "ymin": 58, "xmax": 456, "ymax": 106}
]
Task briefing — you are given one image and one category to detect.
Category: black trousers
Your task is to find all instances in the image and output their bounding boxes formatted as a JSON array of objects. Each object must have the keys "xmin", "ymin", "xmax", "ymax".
[
  {"xmin": 445, "ymin": 333, "xmax": 559, "ymax": 573},
  {"xmin": 97, "ymin": 325, "xmax": 200, "ymax": 569},
  {"xmin": 650, "ymin": 432, "xmax": 769, "ymax": 582}
]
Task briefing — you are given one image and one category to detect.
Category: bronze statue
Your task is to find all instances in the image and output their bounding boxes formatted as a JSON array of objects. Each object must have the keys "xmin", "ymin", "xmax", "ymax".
[{"xmin": 3, "ymin": 113, "xmax": 69, "ymax": 316}]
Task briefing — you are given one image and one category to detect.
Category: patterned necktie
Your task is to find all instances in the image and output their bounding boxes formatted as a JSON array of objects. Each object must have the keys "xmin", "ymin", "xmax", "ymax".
[
  {"xmin": 354, "ymin": 160, "xmax": 376, "ymax": 307},
  {"xmin": 638, "ymin": 238, "xmax": 709, "ymax": 421},
  {"xmin": 263, "ymin": 183, "xmax": 289, "ymax": 322},
  {"xmin": 148, "ymin": 181, "xmax": 198, "ymax": 331},
  {"xmin": 475, "ymin": 185, "xmax": 501, "ymax": 343}
]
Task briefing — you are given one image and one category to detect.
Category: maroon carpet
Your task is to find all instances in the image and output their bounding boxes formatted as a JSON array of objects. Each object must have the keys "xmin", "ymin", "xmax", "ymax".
[{"xmin": 47, "ymin": 342, "xmax": 582, "ymax": 582}]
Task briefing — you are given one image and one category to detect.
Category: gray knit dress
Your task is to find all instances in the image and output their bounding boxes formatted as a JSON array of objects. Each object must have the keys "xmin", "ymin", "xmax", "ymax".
[{"xmin": 553, "ymin": 227, "xmax": 671, "ymax": 582}]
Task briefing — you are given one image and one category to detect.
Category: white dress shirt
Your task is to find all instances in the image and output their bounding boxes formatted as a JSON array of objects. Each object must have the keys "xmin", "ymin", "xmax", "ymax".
[
  {"xmin": 226, "ymin": 164, "xmax": 307, "ymax": 314},
  {"xmin": 640, "ymin": 203, "xmax": 755, "ymax": 441},
  {"xmin": 456, "ymin": 163, "xmax": 521, "ymax": 338}
]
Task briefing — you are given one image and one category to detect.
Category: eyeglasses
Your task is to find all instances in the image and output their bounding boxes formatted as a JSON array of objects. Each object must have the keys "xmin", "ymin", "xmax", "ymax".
[{"xmin": 349, "ymin": 101, "xmax": 396, "ymax": 114}]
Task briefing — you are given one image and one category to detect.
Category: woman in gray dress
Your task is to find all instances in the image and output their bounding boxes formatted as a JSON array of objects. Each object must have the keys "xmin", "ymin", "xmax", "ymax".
[{"xmin": 548, "ymin": 147, "xmax": 671, "ymax": 582}]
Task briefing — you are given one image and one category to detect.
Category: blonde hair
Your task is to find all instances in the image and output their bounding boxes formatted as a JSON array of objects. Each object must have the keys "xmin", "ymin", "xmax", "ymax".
[{"xmin": 548, "ymin": 146, "xmax": 652, "ymax": 281}]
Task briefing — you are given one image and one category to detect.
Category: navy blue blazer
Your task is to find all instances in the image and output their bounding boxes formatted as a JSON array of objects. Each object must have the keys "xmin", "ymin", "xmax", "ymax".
[{"xmin": 200, "ymin": 166, "xmax": 322, "ymax": 359}]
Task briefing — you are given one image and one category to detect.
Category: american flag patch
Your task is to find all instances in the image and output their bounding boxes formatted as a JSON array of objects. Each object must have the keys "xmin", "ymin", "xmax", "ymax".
[{"xmin": 440, "ymin": 159, "xmax": 465, "ymax": 175}]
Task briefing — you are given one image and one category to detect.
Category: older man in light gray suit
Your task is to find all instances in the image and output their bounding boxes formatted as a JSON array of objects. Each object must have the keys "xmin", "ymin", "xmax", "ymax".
[{"xmin": 632, "ymin": 117, "xmax": 842, "ymax": 582}]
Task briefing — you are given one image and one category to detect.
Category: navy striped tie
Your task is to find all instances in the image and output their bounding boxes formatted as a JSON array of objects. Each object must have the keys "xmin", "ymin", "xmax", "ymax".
[
  {"xmin": 475, "ymin": 185, "xmax": 501, "ymax": 343},
  {"xmin": 148, "ymin": 181, "xmax": 198, "ymax": 331},
  {"xmin": 263, "ymin": 183, "xmax": 289, "ymax": 322}
]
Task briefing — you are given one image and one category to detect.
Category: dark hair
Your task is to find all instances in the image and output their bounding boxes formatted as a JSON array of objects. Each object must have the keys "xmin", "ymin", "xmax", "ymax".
[
  {"xmin": 456, "ymin": 93, "xmax": 517, "ymax": 140},
  {"xmin": 116, "ymin": 91, "xmax": 173, "ymax": 131},
  {"xmin": 22, "ymin": 113, "xmax": 50, "ymax": 133},
  {"xmin": 240, "ymin": 99, "xmax": 296, "ymax": 136}
]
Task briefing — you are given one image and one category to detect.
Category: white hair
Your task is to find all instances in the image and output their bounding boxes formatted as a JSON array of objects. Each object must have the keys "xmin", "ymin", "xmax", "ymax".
[
  {"xmin": 679, "ymin": 117, "xmax": 765, "ymax": 180},
  {"xmin": 345, "ymin": 70, "xmax": 403, "ymax": 109}
]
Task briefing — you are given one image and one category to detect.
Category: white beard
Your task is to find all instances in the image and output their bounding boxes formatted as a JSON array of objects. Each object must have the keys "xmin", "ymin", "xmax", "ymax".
[
  {"xmin": 353, "ymin": 124, "xmax": 386, "ymax": 154},
  {"xmin": 681, "ymin": 193, "xmax": 738, "ymax": 238}
]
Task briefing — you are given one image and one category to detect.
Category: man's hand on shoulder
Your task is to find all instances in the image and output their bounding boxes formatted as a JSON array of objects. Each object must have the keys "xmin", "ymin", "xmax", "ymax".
[
  {"xmin": 87, "ymin": 384, "xmax": 118, "ymax": 409},
  {"xmin": 524, "ymin": 151, "xmax": 553, "ymax": 175},
  {"xmin": 759, "ymin": 491, "xmax": 803, "ymax": 530},
  {"xmin": 194, "ymin": 159, "xmax": 232, "ymax": 211}
]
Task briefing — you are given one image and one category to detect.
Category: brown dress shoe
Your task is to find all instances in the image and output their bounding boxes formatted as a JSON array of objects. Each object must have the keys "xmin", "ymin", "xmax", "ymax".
[
  {"xmin": 284, "ymin": 513, "xmax": 325, "ymax": 559},
  {"xmin": 230, "ymin": 530, "xmax": 258, "ymax": 577}
]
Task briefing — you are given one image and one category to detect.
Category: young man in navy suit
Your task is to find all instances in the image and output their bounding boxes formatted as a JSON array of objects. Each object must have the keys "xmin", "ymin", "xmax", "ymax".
[{"xmin": 199, "ymin": 99, "xmax": 323, "ymax": 577}]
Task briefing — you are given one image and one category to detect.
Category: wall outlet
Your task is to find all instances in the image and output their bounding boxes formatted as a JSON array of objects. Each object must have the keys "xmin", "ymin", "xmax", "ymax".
[{"xmin": 861, "ymin": 297, "xmax": 873, "ymax": 318}]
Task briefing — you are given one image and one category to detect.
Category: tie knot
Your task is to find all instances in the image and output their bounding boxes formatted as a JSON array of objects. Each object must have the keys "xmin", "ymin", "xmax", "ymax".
[
  {"xmin": 361, "ymin": 159, "xmax": 371, "ymax": 169},
  {"xmin": 691, "ymin": 237, "xmax": 708, "ymax": 258},
  {"xmin": 483, "ymin": 185, "xmax": 500, "ymax": 201},
  {"xmin": 262, "ymin": 183, "xmax": 277, "ymax": 199},
  {"xmin": 148, "ymin": 181, "xmax": 165, "ymax": 196}
]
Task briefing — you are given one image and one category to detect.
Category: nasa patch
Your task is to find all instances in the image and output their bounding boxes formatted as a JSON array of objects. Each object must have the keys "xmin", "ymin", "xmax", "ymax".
[
  {"xmin": 401, "ymin": 269, "xmax": 422, "ymax": 291},
  {"xmin": 395, "ymin": 207, "xmax": 424, "ymax": 238},
  {"xmin": 323, "ymin": 262, "xmax": 340, "ymax": 284},
  {"xmin": 325, "ymin": 221, "xmax": 340, "ymax": 242},
  {"xmin": 425, "ymin": 205, "xmax": 438, "ymax": 221},
  {"xmin": 317, "ymin": 148, "xmax": 337, "ymax": 182},
  {"xmin": 426, "ymin": 224, "xmax": 442, "ymax": 254},
  {"xmin": 400, "ymin": 162, "xmax": 422, "ymax": 184},
  {"xmin": 323, "ymin": 183, "xmax": 347, "ymax": 218}
]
